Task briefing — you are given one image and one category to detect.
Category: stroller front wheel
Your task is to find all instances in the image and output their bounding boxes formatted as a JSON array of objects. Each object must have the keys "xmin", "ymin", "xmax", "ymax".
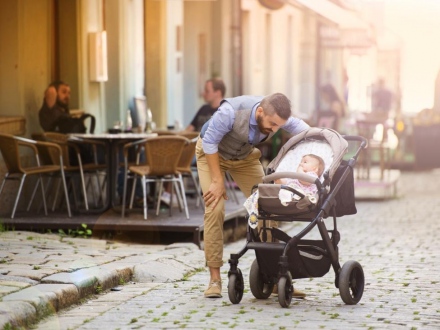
[
  {"xmin": 228, "ymin": 268, "xmax": 244, "ymax": 304},
  {"xmin": 339, "ymin": 260, "xmax": 365, "ymax": 305},
  {"xmin": 277, "ymin": 272, "xmax": 293, "ymax": 308}
]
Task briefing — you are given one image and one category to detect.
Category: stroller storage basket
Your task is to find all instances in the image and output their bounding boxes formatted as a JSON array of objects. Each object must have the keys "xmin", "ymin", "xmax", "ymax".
[{"xmin": 254, "ymin": 240, "xmax": 332, "ymax": 280}]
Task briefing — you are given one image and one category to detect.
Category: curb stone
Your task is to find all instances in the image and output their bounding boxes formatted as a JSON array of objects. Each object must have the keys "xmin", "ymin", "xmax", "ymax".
[{"xmin": 0, "ymin": 241, "xmax": 204, "ymax": 329}]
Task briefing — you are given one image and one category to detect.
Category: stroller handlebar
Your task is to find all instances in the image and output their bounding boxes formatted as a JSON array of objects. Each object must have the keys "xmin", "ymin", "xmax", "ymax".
[
  {"xmin": 342, "ymin": 135, "xmax": 368, "ymax": 149},
  {"xmin": 263, "ymin": 171, "xmax": 320, "ymax": 186}
]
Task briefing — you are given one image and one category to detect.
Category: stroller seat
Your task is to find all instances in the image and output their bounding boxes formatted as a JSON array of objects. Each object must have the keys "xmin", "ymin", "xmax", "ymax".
[{"xmin": 257, "ymin": 138, "xmax": 334, "ymax": 216}]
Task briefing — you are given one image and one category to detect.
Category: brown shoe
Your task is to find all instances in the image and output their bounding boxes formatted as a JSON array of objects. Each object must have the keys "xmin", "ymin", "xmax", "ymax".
[
  {"xmin": 293, "ymin": 288, "xmax": 306, "ymax": 299},
  {"xmin": 272, "ymin": 284, "xmax": 306, "ymax": 299},
  {"xmin": 204, "ymin": 280, "xmax": 222, "ymax": 298}
]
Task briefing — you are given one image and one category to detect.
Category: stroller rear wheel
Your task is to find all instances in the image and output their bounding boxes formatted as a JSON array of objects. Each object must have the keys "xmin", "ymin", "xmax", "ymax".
[
  {"xmin": 228, "ymin": 268, "xmax": 244, "ymax": 304},
  {"xmin": 249, "ymin": 259, "xmax": 274, "ymax": 299},
  {"xmin": 339, "ymin": 260, "xmax": 364, "ymax": 305},
  {"xmin": 277, "ymin": 271, "xmax": 293, "ymax": 308}
]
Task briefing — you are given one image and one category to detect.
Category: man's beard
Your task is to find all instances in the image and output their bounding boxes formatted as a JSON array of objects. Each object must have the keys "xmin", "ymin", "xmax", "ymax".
[
  {"xmin": 256, "ymin": 113, "xmax": 272, "ymax": 134},
  {"xmin": 56, "ymin": 99, "xmax": 69, "ymax": 111}
]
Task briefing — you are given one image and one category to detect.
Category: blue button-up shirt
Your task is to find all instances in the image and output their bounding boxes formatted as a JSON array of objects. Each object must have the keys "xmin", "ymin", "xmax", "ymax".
[{"xmin": 202, "ymin": 101, "xmax": 310, "ymax": 154}]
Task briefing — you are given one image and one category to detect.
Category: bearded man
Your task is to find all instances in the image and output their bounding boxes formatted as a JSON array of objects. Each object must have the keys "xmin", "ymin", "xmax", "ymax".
[
  {"xmin": 38, "ymin": 80, "xmax": 71, "ymax": 132},
  {"xmin": 196, "ymin": 93, "xmax": 310, "ymax": 298}
]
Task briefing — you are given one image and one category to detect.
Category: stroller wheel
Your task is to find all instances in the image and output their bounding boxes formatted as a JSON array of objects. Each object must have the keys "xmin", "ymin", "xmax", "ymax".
[
  {"xmin": 249, "ymin": 259, "xmax": 273, "ymax": 299},
  {"xmin": 228, "ymin": 268, "xmax": 244, "ymax": 304},
  {"xmin": 277, "ymin": 272, "xmax": 293, "ymax": 308},
  {"xmin": 339, "ymin": 260, "xmax": 365, "ymax": 305}
]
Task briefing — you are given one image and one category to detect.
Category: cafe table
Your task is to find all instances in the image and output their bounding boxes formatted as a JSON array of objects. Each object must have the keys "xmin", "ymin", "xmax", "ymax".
[{"xmin": 69, "ymin": 132, "xmax": 157, "ymax": 212}]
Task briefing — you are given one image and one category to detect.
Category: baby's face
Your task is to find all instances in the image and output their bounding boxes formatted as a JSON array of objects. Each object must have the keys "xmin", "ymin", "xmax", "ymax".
[{"xmin": 297, "ymin": 155, "xmax": 319, "ymax": 174}]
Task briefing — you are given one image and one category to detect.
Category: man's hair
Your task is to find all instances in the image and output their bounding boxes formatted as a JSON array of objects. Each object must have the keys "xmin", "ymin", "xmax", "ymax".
[
  {"xmin": 260, "ymin": 93, "xmax": 291, "ymax": 120},
  {"xmin": 49, "ymin": 80, "xmax": 69, "ymax": 91},
  {"xmin": 305, "ymin": 154, "xmax": 325, "ymax": 177},
  {"xmin": 207, "ymin": 78, "xmax": 226, "ymax": 97}
]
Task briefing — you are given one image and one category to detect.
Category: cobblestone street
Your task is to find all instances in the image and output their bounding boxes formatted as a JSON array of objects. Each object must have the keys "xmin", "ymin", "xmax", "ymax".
[{"xmin": 35, "ymin": 170, "xmax": 440, "ymax": 329}]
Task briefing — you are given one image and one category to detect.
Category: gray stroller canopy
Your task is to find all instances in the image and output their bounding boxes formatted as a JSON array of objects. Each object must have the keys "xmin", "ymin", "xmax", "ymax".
[{"xmin": 267, "ymin": 127, "xmax": 348, "ymax": 181}]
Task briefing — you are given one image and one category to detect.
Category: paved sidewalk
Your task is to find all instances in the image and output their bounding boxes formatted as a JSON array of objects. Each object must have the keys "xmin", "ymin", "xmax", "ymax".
[
  {"xmin": 1, "ymin": 169, "xmax": 440, "ymax": 329},
  {"xmin": 0, "ymin": 233, "xmax": 205, "ymax": 329}
]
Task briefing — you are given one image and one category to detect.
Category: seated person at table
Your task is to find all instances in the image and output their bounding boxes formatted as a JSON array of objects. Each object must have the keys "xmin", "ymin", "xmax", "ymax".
[
  {"xmin": 39, "ymin": 80, "xmax": 71, "ymax": 132},
  {"xmin": 38, "ymin": 80, "xmax": 95, "ymax": 164}
]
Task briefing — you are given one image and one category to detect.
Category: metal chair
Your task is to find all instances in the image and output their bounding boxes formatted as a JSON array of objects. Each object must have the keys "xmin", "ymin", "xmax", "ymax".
[
  {"xmin": 0, "ymin": 133, "xmax": 71, "ymax": 218},
  {"xmin": 176, "ymin": 134, "xmax": 203, "ymax": 208},
  {"xmin": 42, "ymin": 132, "xmax": 106, "ymax": 211},
  {"xmin": 121, "ymin": 135, "xmax": 189, "ymax": 219}
]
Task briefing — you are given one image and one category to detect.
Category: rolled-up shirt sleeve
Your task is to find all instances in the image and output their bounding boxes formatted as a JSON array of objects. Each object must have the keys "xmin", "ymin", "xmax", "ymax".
[
  {"xmin": 202, "ymin": 102, "xmax": 235, "ymax": 154},
  {"xmin": 282, "ymin": 116, "xmax": 310, "ymax": 135}
]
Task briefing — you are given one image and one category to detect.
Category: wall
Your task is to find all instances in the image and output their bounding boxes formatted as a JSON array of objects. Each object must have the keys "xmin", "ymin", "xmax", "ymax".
[
  {"xmin": 0, "ymin": 0, "xmax": 53, "ymax": 136},
  {"xmin": 77, "ymin": 0, "xmax": 106, "ymax": 134},
  {"xmin": 145, "ymin": 0, "xmax": 167, "ymax": 129},
  {"xmin": 58, "ymin": 0, "xmax": 80, "ymax": 110},
  {"xmin": 0, "ymin": 0, "xmax": 21, "ymax": 118},
  {"xmin": 105, "ymin": 0, "xmax": 145, "ymax": 131},
  {"xmin": 166, "ymin": 1, "xmax": 184, "ymax": 128},
  {"xmin": 298, "ymin": 12, "xmax": 318, "ymax": 117},
  {"xmin": 183, "ymin": 1, "xmax": 213, "ymax": 126},
  {"xmin": 240, "ymin": 1, "xmax": 307, "ymax": 116}
]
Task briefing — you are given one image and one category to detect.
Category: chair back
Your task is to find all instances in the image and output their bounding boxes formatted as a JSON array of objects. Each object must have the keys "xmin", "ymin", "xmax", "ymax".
[
  {"xmin": 178, "ymin": 132, "xmax": 199, "ymax": 140},
  {"xmin": 31, "ymin": 133, "xmax": 53, "ymax": 165},
  {"xmin": 177, "ymin": 137, "xmax": 197, "ymax": 171},
  {"xmin": 42, "ymin": 132, "xmax": 71, "ymax": 166},
  {"xmin": 0, "ymin": 134, "xmax": 21, "ymax": 173},
  {"xmin": 145, "ymin": 136, "xmax": 187, "ymax": 176}
]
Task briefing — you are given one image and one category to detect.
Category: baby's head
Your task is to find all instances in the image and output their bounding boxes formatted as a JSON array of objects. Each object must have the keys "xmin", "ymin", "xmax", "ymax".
[{"xmin": 297, "ymin": 154, "xmax": 325, "ymax": 177}]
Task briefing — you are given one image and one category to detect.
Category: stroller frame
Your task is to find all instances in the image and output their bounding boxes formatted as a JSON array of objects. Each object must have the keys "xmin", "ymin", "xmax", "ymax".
[{"xmin": 227, "ymin": 135, "xmax": 368, "ymax": 308}]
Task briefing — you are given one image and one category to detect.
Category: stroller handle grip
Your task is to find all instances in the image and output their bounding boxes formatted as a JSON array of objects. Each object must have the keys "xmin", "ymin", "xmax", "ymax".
[
  {"xmin": 342, "ymin": 135, "xmax": 368, "ymax": 149},
  {"xmin": 263, "ymin": 171, "xmax": 320, "ymax": 186}
]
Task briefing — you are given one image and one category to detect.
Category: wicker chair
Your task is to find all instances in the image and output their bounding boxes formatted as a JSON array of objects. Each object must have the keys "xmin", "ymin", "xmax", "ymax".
[
  {"xmin": 0, "ymin": 133, "xmax": 71, "ymax": 218},
  {"xmin": 175, "ymin": 134, "xmax": 203, "ymax": 207},
  {"xmin": 42, "ymin": 132, "xmax": 106, "ymax": 211},
  {"xmin": 121, "ymin": 135, "xmax": 189, "ymax": 219}
]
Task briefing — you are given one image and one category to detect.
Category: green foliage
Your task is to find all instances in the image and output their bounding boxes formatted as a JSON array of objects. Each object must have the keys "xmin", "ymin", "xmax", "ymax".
[
  {"xmin": 0, "ymin": 221, "xmax": 14, "ymax": 233},
  {"xmin": 58, "ymin": 224, "xmax": 92, "ymax": 239}
]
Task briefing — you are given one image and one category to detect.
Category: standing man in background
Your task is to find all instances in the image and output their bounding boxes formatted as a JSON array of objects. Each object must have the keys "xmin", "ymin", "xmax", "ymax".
[
  {"xmin": 185, "ymin": 78, "xmax": 226, "ymax": 132},
  {"xmin": 161, "ymin": 78, "xmax": 226, "ymax": 207},
  {"xmin": 372, "ymin": 78, "xmax": 393, "ymax": 116}
]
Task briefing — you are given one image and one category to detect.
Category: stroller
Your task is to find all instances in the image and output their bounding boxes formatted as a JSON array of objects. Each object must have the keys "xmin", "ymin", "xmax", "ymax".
[{"xmin": 227, "ymin": 127, "xmax": 367, "ymax": 308}]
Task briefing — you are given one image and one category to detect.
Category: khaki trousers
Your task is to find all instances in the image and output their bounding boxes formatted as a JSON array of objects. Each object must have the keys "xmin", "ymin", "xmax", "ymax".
[{"xmin": 196, "ymin": 138, "xmax": 265, "ymax": 268}]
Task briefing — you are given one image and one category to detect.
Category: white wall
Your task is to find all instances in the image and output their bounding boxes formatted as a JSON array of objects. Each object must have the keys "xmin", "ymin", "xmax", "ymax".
[
  {"xmin": 104, "ymin": 0, "xmax": 144, "ymax": 131},
  {"xmin": 239, "ymin": 1, "xmax": 308, "ymax": 116},
  {"xmin": 77, "ymin": 0, "xmax": 106, "ymax": 133},
  {"xmin": 183, "ymin": 1, "xmax": 212, "ymax": 126},
  {"xmin": 298, "ymin": 13, "xmax": 318, "ymax": 117},
  {"xmin": 166, "ymin": 1, "xmax": 184, "ymax": 128}
]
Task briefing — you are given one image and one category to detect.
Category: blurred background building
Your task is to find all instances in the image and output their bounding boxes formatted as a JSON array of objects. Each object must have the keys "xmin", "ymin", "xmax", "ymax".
[{"xmin": 0, "ymin": 0, "xmax": 439, "ymax": 168}]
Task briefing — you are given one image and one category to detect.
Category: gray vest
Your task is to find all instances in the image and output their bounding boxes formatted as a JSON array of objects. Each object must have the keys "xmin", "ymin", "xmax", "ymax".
[{"xmin": 218, "ymin": 95, "xmax": 275, "ymax": 160}]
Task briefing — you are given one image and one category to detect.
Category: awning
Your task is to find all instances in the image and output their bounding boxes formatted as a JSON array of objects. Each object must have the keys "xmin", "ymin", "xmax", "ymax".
[{"xmin": 291, "ymin": 0, "xmax": 370, "ymax": 30}]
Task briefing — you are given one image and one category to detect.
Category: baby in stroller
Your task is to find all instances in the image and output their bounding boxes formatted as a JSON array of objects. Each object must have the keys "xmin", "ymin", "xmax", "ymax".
[
  {"xmin": 244, "ymin": 153, "xmax": 325, "ymax": 227},
  {"xmin": 227, "ymin": 127, "xmax": 367, "ymax": 308}
]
